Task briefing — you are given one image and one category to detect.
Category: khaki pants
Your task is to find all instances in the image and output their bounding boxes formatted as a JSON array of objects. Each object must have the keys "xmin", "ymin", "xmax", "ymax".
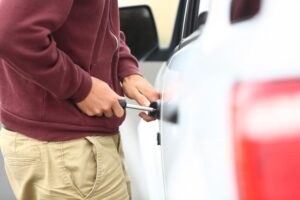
[{"xmin": 0, "ymin": 128, "xmax": 131, "ymax": 200}]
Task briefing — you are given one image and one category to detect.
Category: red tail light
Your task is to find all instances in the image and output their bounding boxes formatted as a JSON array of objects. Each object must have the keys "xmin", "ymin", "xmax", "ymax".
[{"xmin": 232, "ymin": 80, "xmax": 300, "ymax": 200}]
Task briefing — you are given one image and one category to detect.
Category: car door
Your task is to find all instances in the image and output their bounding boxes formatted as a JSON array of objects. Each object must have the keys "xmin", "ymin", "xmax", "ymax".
[
  {"xmin": 118, "ymin": 2, "xmax": 184, "ymax": 200},
  {"xmin": 157, "ymin": 0, "xmax": 210, "ymax": 199},
  {"xmin": 120, "ymin": 0, "xmax": 205, "ymax": 199},
  {"xmin": 120, "ymin": 0, "xmax": 209, "ymax": 199}
]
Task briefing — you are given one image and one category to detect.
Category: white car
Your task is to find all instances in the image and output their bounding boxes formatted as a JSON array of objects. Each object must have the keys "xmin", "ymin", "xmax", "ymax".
[
  {"xmin": 124, "ymin": 0, "xmax": 300, "ymax": 199},
  {"xmin": 120, "ymin": 0, "xmax": 210, "ymax": 199}
]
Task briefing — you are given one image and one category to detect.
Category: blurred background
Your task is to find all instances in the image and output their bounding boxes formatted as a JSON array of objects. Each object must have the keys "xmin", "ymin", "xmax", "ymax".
[{"xmin": 119, "ymin": 0, "xmax": 180, "ymax": 48}]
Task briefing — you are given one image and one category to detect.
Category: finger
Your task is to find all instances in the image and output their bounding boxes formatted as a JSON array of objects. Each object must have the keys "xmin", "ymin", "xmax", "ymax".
[
  {"xmin": 112, "ymin": 99, "xmax": 125, "ymax": 118},
  {"xmin": 95, "ymin": 112, "xmax": 103, "ymax": 117},
  {"xmin": 134, "ymin": 79, "xmax": 160, "ymax": 101},
  {"xmin": 104, "ymin": 109, "xmax": 113, "ymax": 118},
  {"xmin": 132, "ymin": 89, "xmax": 150, "ymax": 106},
  {"xmin": 139, "ymin": 112, "xmax": 156, "ymax": 122},
  {"xmin": 89, "ymin": 107, "xmax": 102, "ymax": 117},
  {"xmin": 139, "ymin": 85, "xmax": 160, "ymax": 102}
]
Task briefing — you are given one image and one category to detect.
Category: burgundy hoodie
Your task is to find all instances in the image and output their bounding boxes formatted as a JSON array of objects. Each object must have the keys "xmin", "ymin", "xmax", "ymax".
[{"xmin": 0, "ymin": 0, "xmax": 140, "ymax": 141}]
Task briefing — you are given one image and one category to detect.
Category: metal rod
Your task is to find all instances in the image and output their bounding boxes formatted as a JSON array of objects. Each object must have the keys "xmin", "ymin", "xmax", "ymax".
[{"xmin": 126, "ymin": 104, "xmax": 155, "ymax": 112}]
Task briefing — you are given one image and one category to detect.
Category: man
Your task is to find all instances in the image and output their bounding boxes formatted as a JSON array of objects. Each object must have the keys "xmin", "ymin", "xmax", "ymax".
[{"xmin": 0, "ymin": 0, "xmax": 160, "ymax": 199}]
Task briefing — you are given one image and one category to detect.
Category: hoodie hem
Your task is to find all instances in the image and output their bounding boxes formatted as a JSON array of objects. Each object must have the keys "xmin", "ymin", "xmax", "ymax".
[{"xmin": 0, "ymin": 108, "xmax": 119, "ymax": 141}]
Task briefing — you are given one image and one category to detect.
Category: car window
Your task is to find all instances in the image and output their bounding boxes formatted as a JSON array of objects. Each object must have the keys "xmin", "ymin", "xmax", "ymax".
[
  {"xmin": 181, "ymin": 0, "xmax": 209, "ymax": 39},
  {"xmin": 199, "ymin": 0, "xmax": 210, "ymax": 16},
  {"xmin": 119, "ymin": 0, "xmax": 180, "ymax": 49}
]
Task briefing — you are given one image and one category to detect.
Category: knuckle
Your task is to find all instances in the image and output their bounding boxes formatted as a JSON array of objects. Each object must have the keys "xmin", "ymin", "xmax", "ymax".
[
  {"xmin": 86, "ymin": 112, "xmax": 94, "ymax": 117},
  {"xmin": 104, "ymin": 112, "xmax": 113, "ymax": 118},
  {"xmin": 111, "ymin": 99, "xmax": 119, "ymax": 107},
  {"xmin": 102, "ymin": 105, "xmax": 110, "ymax": 111},
  {"xmin": 115, "ymin": 110, "xmax": 124, "ymax": 117},
  {"xmin": 112, "ymin": 98, "xmax": 119, "ymax": 105},
  {"xmin": 93, "ymin": 108, "xmax": 100, "ymax": 114}
]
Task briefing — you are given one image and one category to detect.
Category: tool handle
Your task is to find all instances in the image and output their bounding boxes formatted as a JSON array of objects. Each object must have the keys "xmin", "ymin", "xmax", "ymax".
[
  {"xmin": 118, "ymin": 99, "xmax": 127, "ymax": 109},
  {"xmin": 148, "ymin": 101, "xmax": 161, "ymax": 120},
  {"xmin": 119, "ymin": 99, "xmax": 161, "ymax": 120}
]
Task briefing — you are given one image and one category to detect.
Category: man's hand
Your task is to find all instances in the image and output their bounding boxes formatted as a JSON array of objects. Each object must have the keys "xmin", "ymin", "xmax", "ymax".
[
  {"xmin": 76, "ymin": 77, "xmax": 124, "ymax": 118},
  {"xmin": 122, "ymin": 75, "xmax": 160, "ymax": 122}
]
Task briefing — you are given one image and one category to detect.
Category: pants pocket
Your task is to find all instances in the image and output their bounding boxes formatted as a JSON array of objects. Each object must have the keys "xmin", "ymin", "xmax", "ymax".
[
  {"xmin": 0, "ymin": 129, "xmax": 41, "ymax": 166},
  {"xmin": 60, "ymin": 136, "xmax": 124, "ymax": 199},
  {"xmin": 59, "ymin": 138, "xmax": 98, "ymax": 198},
  {"xmin": 84, "ymin": 136, "xmax": 129, "ymax": 200},
  {"xmin": 0, "ymin": 129, "xmax": 43, "ymax": 200}
]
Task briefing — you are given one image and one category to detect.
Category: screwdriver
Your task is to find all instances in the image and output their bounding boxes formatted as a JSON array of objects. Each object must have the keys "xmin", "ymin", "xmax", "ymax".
[
  {"xmin": 118, "ymin": 99, "xmax": 155, "ymax": 112},
  {"xmin": 118, "ymin": 99, "xmax": 161, "ymax": 119}
]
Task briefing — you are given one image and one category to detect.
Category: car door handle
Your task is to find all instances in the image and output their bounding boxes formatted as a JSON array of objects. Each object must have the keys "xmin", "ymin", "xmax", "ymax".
[
  {"xmin": 148, "ymin": 101, "xmax": 178, "ymax": 124},
  {"xmin": 162, "ymin": 102, "xmax": 178, "ymax": 124}
]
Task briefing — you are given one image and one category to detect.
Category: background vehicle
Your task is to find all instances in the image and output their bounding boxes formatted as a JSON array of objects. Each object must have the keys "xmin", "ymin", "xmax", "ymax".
[
  {"xmin": 132, "ymin": 0, "xmax": 300, "ymax": 199},
  {"xmin": 180, "ymin": 0, "xmax": 300, "ymax": 199},
  {"xmin": 121, "ymin": 0, "xmax": 210, "ymax": 199}
]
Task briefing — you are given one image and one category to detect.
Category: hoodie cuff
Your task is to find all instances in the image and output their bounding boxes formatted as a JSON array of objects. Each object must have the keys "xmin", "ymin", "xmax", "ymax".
[
  {"xmin": 118, "ymin": 59, "xmax": 142, "ymax": 81},
  {"xmin": 71, "ymin": 69, "xmax": 92, "ymax": 103}
]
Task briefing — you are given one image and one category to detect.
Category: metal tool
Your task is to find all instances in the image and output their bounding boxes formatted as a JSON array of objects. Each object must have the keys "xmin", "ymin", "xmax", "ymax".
[
  {"xmin": 119, "ymin": 99, "xmax": 161, "ymax": 119},
  {"xmin": 118, "ymin": 99, "xmax": 155, "ymax": 112}
]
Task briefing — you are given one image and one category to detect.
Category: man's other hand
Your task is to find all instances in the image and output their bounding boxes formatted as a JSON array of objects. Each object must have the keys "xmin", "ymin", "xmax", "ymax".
[
  {"xmin": 76, "ymin": 77, "xmax": 124, "ymax": 118},
  {"xmin": 122, "ymin": 75, "xmax": 160, "ymax": 122}
]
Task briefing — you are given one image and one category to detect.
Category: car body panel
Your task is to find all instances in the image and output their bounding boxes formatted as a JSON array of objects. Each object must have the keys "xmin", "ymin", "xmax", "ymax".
[{"xmin": 179, "ymin": 0, "xmax": 300, "ymax": 200}]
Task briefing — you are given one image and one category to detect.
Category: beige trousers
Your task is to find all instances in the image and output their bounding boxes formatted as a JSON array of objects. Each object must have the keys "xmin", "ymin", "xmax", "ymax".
[{"xmin": 0, "ymin": 128, "xmax": 131, "ymax": 200}]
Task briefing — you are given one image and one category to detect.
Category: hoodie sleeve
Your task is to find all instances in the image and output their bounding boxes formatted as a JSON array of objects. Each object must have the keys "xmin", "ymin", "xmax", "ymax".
[
  {"xmin": 117, "ymin": 31, "xmax": 142, "ymax": 81},
  {"xmin": 0, "ymin": 0, "xmax": 92, "ymax": 103}
]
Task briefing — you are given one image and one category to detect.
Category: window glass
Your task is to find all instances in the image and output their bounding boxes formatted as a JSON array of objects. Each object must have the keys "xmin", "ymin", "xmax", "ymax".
[
  {"xmin": 119, "ymin": 0, "xmax": 180, "ymax": 49},
  {"xmin": 182, "ymin": 0, "xmax": 209, "ymax": 39},
  {"xmin": 199, "ymin": 0, "xmax": 210, "ymax": 15}
]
